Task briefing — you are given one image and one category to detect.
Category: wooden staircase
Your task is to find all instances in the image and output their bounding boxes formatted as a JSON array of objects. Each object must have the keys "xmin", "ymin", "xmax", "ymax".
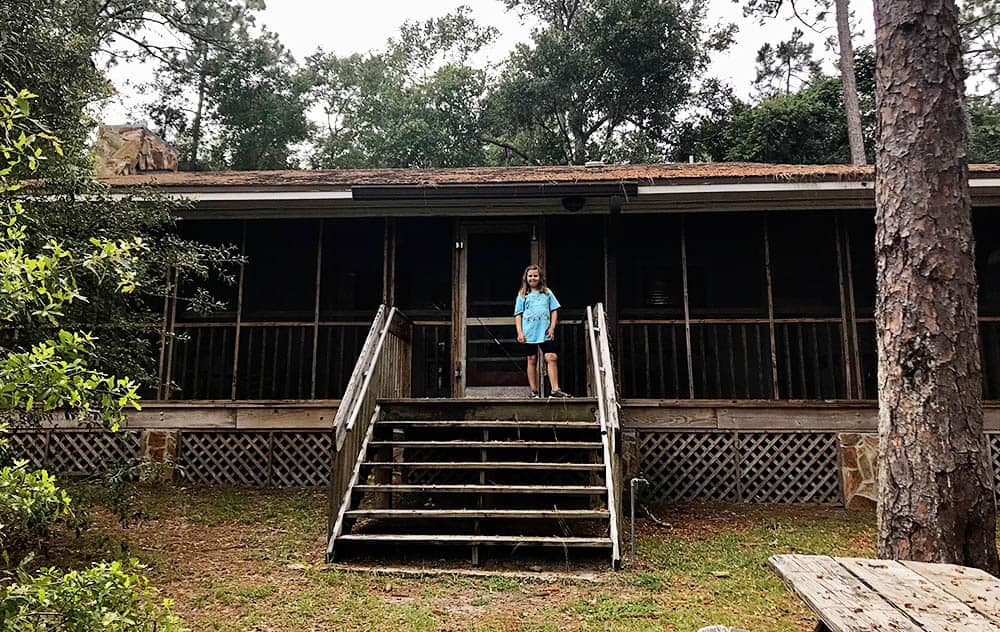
[
  {"xmin": 326, "ymin": 304, "xmax": 622, "ymax": 569},
  {"xmin": 328, "ymin": 399, "xmax": 616, "ymax": 566}
]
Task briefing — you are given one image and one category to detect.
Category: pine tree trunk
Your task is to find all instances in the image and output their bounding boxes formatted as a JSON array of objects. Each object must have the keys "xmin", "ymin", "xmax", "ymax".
[
  {"xmin": 874, "ymin": 0, "xmax": 999, "ymax": 575},
  {"xmin": 189, "ymin": 69, "xmax": 207, "ymax": 170},
  {"xmin": 835, "ymin": 0, "xmax": 866, "ymax": 164}
]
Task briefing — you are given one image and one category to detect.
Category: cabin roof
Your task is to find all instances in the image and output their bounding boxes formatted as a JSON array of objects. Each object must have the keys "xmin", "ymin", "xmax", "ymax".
[{"xmin": 99, "ymin": 162, "xmax": 1000, "ymax": 192}]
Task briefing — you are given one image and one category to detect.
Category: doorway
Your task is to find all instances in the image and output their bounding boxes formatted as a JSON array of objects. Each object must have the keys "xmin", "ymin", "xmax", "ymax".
[{"xmin": 454, "ymin": 220, "xmax": 542, "ymax": 398}]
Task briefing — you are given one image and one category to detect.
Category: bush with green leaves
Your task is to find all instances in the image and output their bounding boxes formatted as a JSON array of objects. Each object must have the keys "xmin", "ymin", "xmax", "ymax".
[
  {"xmin": 0, "ymin": 457, "xmax": 72, "ymax": 554},
  {"xmin": 0, "ymin": 86, "xmax": 184, "ymax": 629},
  {"xmin": 0, "ymin": 559, "xmax": 182, "ymax": 631}
]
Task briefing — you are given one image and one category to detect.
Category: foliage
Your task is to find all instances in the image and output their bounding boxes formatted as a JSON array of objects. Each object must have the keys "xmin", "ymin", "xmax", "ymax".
[
  {"xmin": 674, "ymin": 46, "xmax": 875, "ymax": 164},
  {"xmin": 307, "ymin": 7, "xmax": 496, "ymax": 168},
  {"xmin": 205, "ymin": 32, "xmax": 313, "ymax": 170},
  {"xmin": 3, "ymin": 0, "xmax": 243, "ymax": 388},
  {"xmin": 753, "ymin": 28, "xmax": 823, "ymax": 98},
  {"xmin": 0, "ymin": 559, "xmax": 182, "ymax": 631},
  {"xmin": 963, "ymin": 0, "xmax": 1000, "ymax": 95},
  {"xmin": 145, "ymin": 0, "xmax": 265, "ymax": 170},
  {"xmin": 0, "ymin": 0, "xmax": 113, "ymax": 167},
  {"xmin": 488, "ymin": 0, "xmax": 734, "ymax": 164},
  {"xmin": 0, "ymin": 87, "xmax": 185, "ymax": 630},
  {"xmin": 1, "ymin": 88, "xmax": 143, "ymax": 427},
  {"xmin": 0, "ymin": 436, "xmax": 72, "ymax": 553},
  {"xmin": 969, "ymin": 95, "xmax": 1000, "ymax": 164}
]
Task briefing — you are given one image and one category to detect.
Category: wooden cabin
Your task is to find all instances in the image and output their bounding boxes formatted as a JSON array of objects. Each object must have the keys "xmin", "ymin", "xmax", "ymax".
[
  {"xmin": 26, "ymin": 162, "xmax": 1000, "ymax": 565},
  {"xmin": 101, "ymin": 163, "xmax": 1000, "ymax": 404}
]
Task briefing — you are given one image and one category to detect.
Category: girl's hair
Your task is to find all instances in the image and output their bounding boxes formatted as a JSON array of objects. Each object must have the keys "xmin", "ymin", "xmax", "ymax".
[{"xmin": 518, "ymin": 264, "xmax": 549, "ymax": 297}]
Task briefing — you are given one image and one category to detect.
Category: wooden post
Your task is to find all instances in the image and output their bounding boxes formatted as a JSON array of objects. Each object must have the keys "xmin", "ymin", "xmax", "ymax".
[
  {"xmin": 229, "ymin": 221, "xmax": 247, "ymax": 401},
  {"xmin": 680, "ymin": 216, "xmax": 695, "ymax": 398},
  {"xmin": 310, "ymin": 220, "xmax": 324, "ymax": 399},
  {"xmin": 159, "ymin": 267, "xmax": 179, "ymax": 400},
  {"xmin": 451, "ymin": 219, "xmax": 466, "ymax": 397},
  {"xmin": 603, "ymin": 215, "xmax": 619, "ymax": 330},
  {"xmin": 841, "ymin": 219, "xmax": 865, "ymax": 398},
  {"xmin": 763, "ymin": 215, "xmax": 780, "ymax": 400},
  {"xmin": 834, "ymin": 216, "xmax": 856, "ymax": 399},
  {"xmin": 384, "ymin": 218, "xmax": 396, "ymax": 306}
]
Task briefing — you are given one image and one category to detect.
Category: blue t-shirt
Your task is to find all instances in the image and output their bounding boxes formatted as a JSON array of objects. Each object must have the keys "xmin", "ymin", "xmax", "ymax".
[{"xmin": 514, "ymin": 290, "xmax": 561, "ymax": 344}]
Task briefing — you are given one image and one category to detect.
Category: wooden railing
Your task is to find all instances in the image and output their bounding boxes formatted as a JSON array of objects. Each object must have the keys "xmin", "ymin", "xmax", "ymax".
[
  {"xmin": 617, "ymin": 319, "xmax": 848, "ymax": 400},
  {"xmin": 325, "ymin": 305, "xmax": 412, "ymax": 560},
  {"xmin": 585, "ymin": 303, "xmax": 623, "ymax": 569}
]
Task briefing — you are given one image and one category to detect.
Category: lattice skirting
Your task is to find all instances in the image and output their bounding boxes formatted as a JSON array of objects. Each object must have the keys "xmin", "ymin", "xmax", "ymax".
[
  {"xmin": 177, "ymin": 431, "xmax": 331, "ymax": 487},
  {"xmin": 639, "ymin": 431, "xmax": 842, "ymax": 505},
  {"xmin": 8, "ymin": 430, "xmax": 140, "ymax": 476}
]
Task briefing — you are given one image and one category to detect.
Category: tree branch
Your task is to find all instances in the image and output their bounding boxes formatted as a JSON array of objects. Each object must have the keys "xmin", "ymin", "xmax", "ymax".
[{"xmin": 478, "ymin": 136, "xmax": 540, "ymax": 164}]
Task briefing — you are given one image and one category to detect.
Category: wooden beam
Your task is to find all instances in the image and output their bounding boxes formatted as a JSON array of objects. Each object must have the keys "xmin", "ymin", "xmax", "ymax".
[
  {"xmin": 310, "ymin": 220, "xmax": 324, "ymax": 399},
  {"xmin": 834, "ymin": 216, "xmax": 854, "ymax": 398},
  {"xmin": 229, "ymin": 221, "xmax": 247, "ymax": 400},
  {"xmin": 763, "ymin": 215, "xmax": 780, "ymax": 399},
  {"xmin": 680, "ymin": 216, "xmax": 695, "ymax": 398},
  {"xmin": 451, "ymin": 219, "xmax": 466, "ymax": 397}
]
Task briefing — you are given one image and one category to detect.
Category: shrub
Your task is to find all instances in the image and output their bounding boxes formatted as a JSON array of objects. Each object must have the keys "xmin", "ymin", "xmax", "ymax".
[
  {"xmin": 0, "ymin": 459, "xmax": 72, "ymax": 556},
  {"xmin": 0, "ymin": 559, "xmax": 183, "ymax": 631}
]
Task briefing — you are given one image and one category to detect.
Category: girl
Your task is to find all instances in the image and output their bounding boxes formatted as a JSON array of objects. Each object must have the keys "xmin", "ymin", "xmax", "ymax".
[{"xmin": 514, "ymin": 265, "xmax": 570, "ymax": 398}]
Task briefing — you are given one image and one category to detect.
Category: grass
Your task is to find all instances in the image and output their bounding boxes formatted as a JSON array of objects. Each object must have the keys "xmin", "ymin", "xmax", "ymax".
[{"xmin": 49, "ymin": 486, "xmax": 877, "ymax": 631}]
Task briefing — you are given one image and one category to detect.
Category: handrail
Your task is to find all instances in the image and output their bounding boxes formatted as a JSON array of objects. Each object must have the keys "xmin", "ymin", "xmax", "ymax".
[
  {"xmin": 326, "ymin": 305, "xmax": 411, "ymax": 560},
  {"xmin": 586, "ymin": 303, "xmax": 623, "ymax": 568},
  {"xmin": 333, "ymin": 304, "xmax": 386, "ymax": 446}
]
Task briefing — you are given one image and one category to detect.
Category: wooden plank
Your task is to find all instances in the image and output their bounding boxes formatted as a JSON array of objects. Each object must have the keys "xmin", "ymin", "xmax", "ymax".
[
  {"xmin": 622, "ymin": 406, "xmax": 718, "ymax": 429},
  {"xmin": 125, "ymin": 408, "xmax": 236, "ymax": 429},
  {"xmin": 840, "ymin": 557, "xmax": 1000, "ymax": 631},
  {"xmin": 345, "ymin": 509, "xmax": 607, "ymax": 519},
  {"xmin": 900, "ymin": 561, "xmax": 1000, "ymax": 627},
  {"xmin": 718, "ymin": 407, "xmax": 878, "ymax": 431},
  {"xmin": 768, "ymin": 554, "xmax": 923, "ymax": 632},
  {"xmin": 352, "ymin": 484, "xmax": 607, "ymax": 494},
  {"xmin": 366, "ymin": 440, "xmax": 602, "ymax": 449},
  {"xmin": 235, "ymin": 407, "xmax": 336, "ymax": 429},
  {"xmin": 337, "ymin": 534, "xmax": 611, "ymax": 547},
  {"xmin": 378, "ymin": 420, "xmax": 597, "ymax": 428},
  {"xmin": 362, "ymin": 461, "xmax": 603, "ymax": 470}
]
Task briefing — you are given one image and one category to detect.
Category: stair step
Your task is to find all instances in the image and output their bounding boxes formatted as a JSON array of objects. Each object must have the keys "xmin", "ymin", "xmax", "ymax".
[
  {"xmin": 363, "ymin": 461, "xmax": 602, "ymax": 470},
  {"xmin": 336, "ymin": 534, "xmax": 611, "ymax": 548},
  {"xmin": 377, "ymin": 420, "xmax": 597, "ymax": 428},
  {"xmin": 345, "ymin": 509, "xmax": 608, "ymax": 519},
  {"xmin": 367, "ymin": 440, "xmax": 602, "ymax": 449},
  {"xmin": 353, "ymin": 484, "xmax": 607, "ymax": 494}
]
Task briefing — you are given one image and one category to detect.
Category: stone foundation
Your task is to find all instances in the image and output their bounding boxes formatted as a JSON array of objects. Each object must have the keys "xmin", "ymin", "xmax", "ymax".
[{"xmin": 838, "ymin": 432, "xmax": 878, "ymax": 510}]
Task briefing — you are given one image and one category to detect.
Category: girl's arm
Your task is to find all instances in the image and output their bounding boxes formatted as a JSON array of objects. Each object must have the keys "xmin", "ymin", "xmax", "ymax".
[
  {"xmin": 547, "ymin": 309, "xmax": 558, "ymax": 340},
  {"xmin": 515, "ymin": 313, "xmax": 525, "ymax": 343}
]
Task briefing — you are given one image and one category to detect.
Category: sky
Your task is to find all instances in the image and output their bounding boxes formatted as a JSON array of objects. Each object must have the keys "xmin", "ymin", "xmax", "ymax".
[{"xmin": 102, "ymin": 0, "xmax": 877, "ymax": 125}]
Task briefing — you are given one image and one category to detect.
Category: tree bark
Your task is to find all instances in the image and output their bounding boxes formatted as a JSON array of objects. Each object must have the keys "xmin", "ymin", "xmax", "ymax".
[
  {"xmin": 834, "ymin": 0, "xmax": 867, "ymax": 164},
  {"xmin": 874, "ymin": 0, "xmax": 999, "ymax": 575}
]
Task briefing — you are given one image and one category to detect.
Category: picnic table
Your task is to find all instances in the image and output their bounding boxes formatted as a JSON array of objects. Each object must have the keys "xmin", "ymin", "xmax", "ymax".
[{"xmin": 768, "ymin": 554, "xmax": 1000, "ymax": 631}]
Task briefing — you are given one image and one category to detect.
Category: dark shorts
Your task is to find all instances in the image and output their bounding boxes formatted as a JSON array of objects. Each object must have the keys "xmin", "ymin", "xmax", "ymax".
[{"xmin": 521, "ymin": 339, "xmax": 558, "ymax": 356}]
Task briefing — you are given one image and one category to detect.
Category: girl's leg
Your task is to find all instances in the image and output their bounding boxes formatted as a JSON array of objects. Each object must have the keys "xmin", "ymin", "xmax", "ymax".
[
  {"xmin": 526, "ymin": 355, "xmax": 538, "ymax": 393},
  {"xmin": 544, "ymin": 352, "xmax": 560, "ymax": 392}
]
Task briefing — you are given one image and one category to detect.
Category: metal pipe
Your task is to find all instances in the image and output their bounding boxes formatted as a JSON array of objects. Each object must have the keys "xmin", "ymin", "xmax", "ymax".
[{"xmin": 630, "ymin": 477, "xmax": 649, "ymax": 564}]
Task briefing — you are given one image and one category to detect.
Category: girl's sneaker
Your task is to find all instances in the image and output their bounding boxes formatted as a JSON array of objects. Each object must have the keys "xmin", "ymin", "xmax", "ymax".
[
  {"xmin": 549, "ymin": 390, "xmax": 571, "ymax": 398},
  {"xmin": 529, "ymin": 391, "xmax": 540, "ymax": 399}
]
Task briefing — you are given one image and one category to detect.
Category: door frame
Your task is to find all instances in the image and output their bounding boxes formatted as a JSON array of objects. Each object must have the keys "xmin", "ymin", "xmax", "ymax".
[{"xmin": 451, "ymin": 218, "xmax": 545, "ymax": 397}]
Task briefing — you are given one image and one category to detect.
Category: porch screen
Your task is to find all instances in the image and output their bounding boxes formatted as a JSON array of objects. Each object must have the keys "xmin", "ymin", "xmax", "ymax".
[
  {"xmin": 394, "ymin": 218, "xmax": 451, "ymax": 397},
  {"xmin": 976, "ymin": 209, "xmax": 1000, "ymax": 399}
]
